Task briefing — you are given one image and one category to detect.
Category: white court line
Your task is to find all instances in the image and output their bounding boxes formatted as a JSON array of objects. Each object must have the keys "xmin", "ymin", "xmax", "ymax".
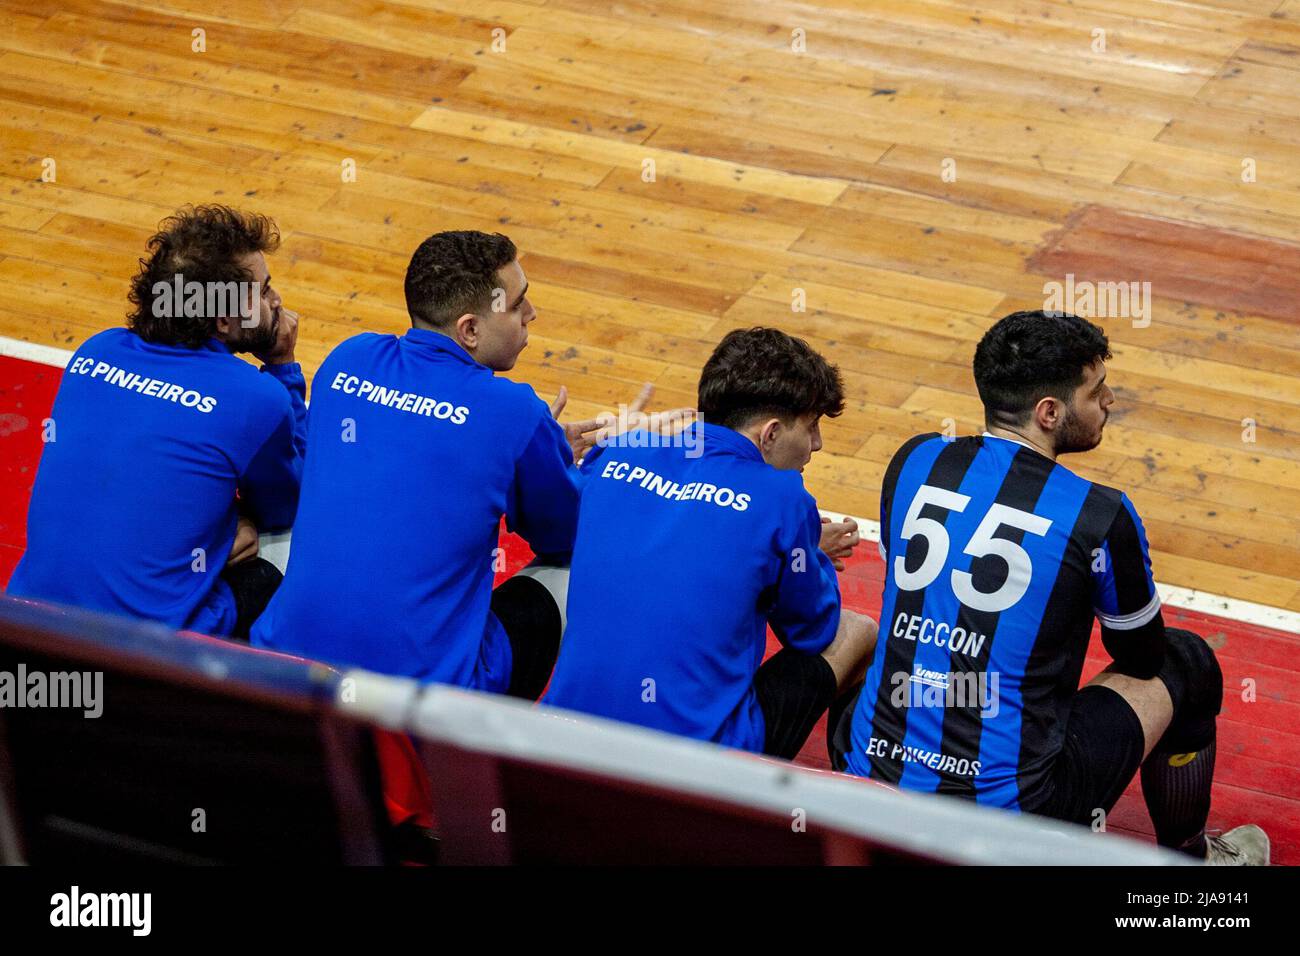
[
  {"xmin": 4, "ymin": 334, "xmax": 1299, "ymax": 635},
  {"xmin": 0, "ymin": 337, "xmax": 74, "ymax": 368}
]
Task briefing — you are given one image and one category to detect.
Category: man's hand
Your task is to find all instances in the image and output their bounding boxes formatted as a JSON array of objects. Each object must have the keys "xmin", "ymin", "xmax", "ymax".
[
  {"xmin": 256, "ymin": 307, "xmax": 299, "ymax": 366},
  {"xmin": 549, "ymin": 386, "xmax": 604, "ymax": 463},
  {"xmin": 820, "ymin": 515, "xmax": 860, "ymax": 572},
  {"xmin": 227, "ymin": 516, "xmax": 260, "ymax": 566},
  {"xmin": 590, "ymin": 382, "xmax": 695, "ymax": 447},
  {"xmin": 550, "ymin": 383, "xmax": 695, "ymax": 464}
]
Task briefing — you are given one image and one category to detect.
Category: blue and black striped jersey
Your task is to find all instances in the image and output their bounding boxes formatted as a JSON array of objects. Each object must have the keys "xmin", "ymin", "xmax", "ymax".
[{"xmin": 843, "ymin": 432, "xmax": 1164, "ymax": 810}]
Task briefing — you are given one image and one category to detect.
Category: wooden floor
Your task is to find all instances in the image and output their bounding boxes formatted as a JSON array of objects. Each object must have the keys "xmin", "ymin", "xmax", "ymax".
[{"xmin": 1, "ymin": 0, "xmax": 1299, "ymax": 608}]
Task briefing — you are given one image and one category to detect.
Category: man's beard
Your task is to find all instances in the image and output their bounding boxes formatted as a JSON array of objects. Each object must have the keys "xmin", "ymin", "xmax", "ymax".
[
  {"xmin": 225, "ymin": 310, "xmax": 278, "ymax": 355},
  {"xmin": 1055, "ymin": 405, "xmax": 1105, "ymax": 455}
]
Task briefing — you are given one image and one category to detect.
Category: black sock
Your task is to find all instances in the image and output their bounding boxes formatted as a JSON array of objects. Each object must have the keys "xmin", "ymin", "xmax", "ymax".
[{"xmin": 1141, "ymin": 734, "xmax": 1216, "ymax": 858}]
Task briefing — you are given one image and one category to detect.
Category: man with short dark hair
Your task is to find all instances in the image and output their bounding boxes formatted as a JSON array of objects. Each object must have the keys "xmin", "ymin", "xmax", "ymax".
[
  {"xmin": 543, "ymin": 327, "xmax": 878, "ymax": 759},
  {"xmin": 830, "ymin": 310, "xmax": 1267, "ymax": 864},
  {"xmin": 253, "ymin": 231, "xmax": 650, "ymax": 696},
  {"xmin": 8, "ymin": 205, "xmax": 305, "ymax": 639}
]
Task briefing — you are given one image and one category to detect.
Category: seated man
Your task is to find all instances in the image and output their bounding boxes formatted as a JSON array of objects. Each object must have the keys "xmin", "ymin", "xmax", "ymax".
[
  {"xmin": 544, "ymin": 328, "xmax": 878, "ymax": 759},
  {"xmin": 830, "ymin": 310, "xmax": 1267, "ymax": 864},
  {"xmin": 8, "ymin": 205, "xmax": 304, "ymax": 639},
  {"xmin": 253, "ymin": 231, "xmax": 633, "ymax": 697}
]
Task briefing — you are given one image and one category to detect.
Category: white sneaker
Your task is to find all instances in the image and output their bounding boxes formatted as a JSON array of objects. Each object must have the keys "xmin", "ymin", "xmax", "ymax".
[{"xmin": 1205, "ymin": 825, "xmax": 1270, "ymax": 866}]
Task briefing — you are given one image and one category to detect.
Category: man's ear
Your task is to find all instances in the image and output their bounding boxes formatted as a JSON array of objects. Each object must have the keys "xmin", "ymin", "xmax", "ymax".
[
  {"xmin": 1033, "ymin": 395, "xmax": 1063, "ymax": 433},
  {"xmin": 758, "ymin": 417, "xmax": 783, "ymax": 451},
  {"xmin": 213, "ymin": 315, "xmax": 234, "ymax": 339},
  {"xmin": 454, "ymin": 312, "xmax": 479, "ymax": 350}
]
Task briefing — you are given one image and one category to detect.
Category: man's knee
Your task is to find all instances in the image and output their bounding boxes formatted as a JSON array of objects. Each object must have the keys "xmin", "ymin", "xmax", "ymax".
[
  {"xmin": 820, "ymin": 610, "xmax": 877, "ymax": 690},
  {"xmin": 1160, "ymin": 628, "xmax": 1222, "ymax": 720},
  {"xmin": 1155, "ymin": 628, "xmax": 1222, "ymax": 750}
]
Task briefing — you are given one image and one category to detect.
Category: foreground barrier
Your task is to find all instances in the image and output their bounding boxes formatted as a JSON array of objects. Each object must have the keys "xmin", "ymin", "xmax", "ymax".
[
  {"xmin": 340, "ymin": 671, "xmax": 1191, "ymax": 866},
  {"xmin": 0, "ymin": 597, "xmax": 391, "ymax": 864},
  {"xmin": 0, "ymin": 595, "xmax": 1190, "ymax": 865}
]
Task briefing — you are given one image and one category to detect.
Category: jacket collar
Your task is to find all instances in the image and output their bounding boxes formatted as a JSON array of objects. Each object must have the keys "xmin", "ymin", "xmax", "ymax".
[
  {"xmin": 402, "ymin": 327, "xmax": 486, "ymax": 369},
  {"xmin": 700, "ymin": 422, "xmax": 764, "ymax": 463}
]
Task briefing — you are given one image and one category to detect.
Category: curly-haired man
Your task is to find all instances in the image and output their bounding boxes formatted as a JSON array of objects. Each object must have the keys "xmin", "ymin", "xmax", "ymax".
[{"xmin": 8, "ymin": 205, "xmax": 305, "ymax": 640}]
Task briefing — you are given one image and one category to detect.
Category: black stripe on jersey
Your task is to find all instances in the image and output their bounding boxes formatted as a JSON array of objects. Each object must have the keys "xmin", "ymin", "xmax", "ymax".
[
  {"xmin": 1015, "ymin": 482, "xmax": 1122, "ymax": 810},
  {"xmin": 880, "ymin": 433, "xmax": 941, "ymax": 559},
  {"xmin": 1105, "ymin": 500, "xmax": 1155, "ymax": 620},
  {"xmin": 933, "ymin": 444, "xmax": 1057, "ymax": 798},
  {"xmin": 1098, "ymin": 502, "xmax": 1165, "ymax": 679},
  {"xmin": 867, "ymin": 435, "xmax": 981, "ymax": 786}
]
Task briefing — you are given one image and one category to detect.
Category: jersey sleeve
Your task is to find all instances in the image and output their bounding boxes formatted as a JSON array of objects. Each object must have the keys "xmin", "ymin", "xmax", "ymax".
[
  {"xmin": 768, "ymin": 494, "xmax": 841, "ymax": 655},
  {"xmin": 237, "ymin": 365, "xmax": 308, "ymax": 532},
  {"xmin": 1092, "ymin": 493, "xmax": 1165, "ymax": 678},
  {"xmin": 576, "ymin": 441, "xmax": 609, "ymax": 478},
  {"xmin": 505, "ymin": 408, "xmax": 583, "ymax": 560},
  {"xmin": 261, "ymin": 361, "xmax": 308, "ymax": 460}
]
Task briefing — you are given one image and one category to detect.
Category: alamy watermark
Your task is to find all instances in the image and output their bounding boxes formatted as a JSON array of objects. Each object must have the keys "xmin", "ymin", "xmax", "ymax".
[
  {"xmin": 50, "ymin": 886, "xmax": 150, "ymax": 936},
  {"xmin": 151, "ymin": 273, "xmax": 262, "ymax": 328},
  {"xmin": 0, "ymin": 664, "xmax": 103, "ymax": 718},
  {"xmin": 593, "ymin": 403, "xmax": 703, "ymax": 458},
  {"xmin": 1043, "ymin": 273, "xmax": 1151, "ymax": 327},
  {"xmin": 889, "ymin": 665, "xmax": 1000, "ymax": 718}
]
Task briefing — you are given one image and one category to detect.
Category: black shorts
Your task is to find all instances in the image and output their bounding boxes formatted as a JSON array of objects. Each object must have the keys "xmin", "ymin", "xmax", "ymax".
[
  {"xmin": 489, "ymin": 574, "xmax": 563, "ymax": 701},
  {"xmin": 221, "ymin": 557, "xmax": 283, "ymax": 641},
  {"xmin": 1028, "ymin": 684, "xmax": 1146, "ymax": 824},
  {"xmin": 827, "ymin": 682, "xmax": 1146, "ymax": 824},
  {"xmin": 753, "ymin": 648, "xmax": 838, "ymax": 760}
]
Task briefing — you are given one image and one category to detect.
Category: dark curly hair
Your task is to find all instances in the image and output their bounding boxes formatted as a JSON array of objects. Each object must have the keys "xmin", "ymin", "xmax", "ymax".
[
  {"xmin": 973, "ymin": 310, "xmax": 1112, "ymax": 427},
  {"xmin": 404, "ymin": 231, "xmax": 517, "ymax": 328},
  {"xmin": 127, "ymin": 206, "xmax": 280, "ymax": 348},
  {"xmin": 698, "ymin": 327, "xmax": 845, "ymax": 430}
]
